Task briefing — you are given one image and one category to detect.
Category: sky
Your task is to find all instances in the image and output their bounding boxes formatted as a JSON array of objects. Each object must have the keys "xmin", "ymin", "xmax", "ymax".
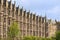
[{"xmin": 8, "ymin": 0, "xmax": 60, "ymax": 21}]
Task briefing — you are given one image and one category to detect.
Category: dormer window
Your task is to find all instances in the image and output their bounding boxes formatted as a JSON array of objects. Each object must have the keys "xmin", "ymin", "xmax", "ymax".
[
  {"xmin": 33, "ymin": 15, "xmax": 35, "ymax": 20},
  {"xmin": 24, "ymin": 11, "xmax": 26, "ymax": 17},
  {"xmin": 39, "ymin": 17, "xmax": 41, "ymax": 22},
  {"xmin": 8, "ymin": 1, "xmax": 10, "ymax": 9},
  {"xmin": 42, "ymin": 17, "xmax": 44, "ymax": 23},
  {"xmin": 20, "ymin": 9, "xmax": 22, "ymax": 16},
  {"xmin": 27, "ymin": 12, "xmax": 29, "ymax": 18}
]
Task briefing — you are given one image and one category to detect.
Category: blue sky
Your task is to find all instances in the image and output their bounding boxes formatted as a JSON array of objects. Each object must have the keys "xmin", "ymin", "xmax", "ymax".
[{"xmin": 8, "ymin": 0, "xmax": 60, "ymax": 21}]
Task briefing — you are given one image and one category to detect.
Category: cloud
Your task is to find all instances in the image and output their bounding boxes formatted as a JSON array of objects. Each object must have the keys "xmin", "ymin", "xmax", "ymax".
[
  {"xmin": 11, "ymin": 0, "xmax": 60, "ymax": 20},
  {"xmin": 47, "ymin": 6, "xmax": 60, "ymax": 14},
  {"xmin": 45, "ymin": 6, "xmax": 60, "ymax": 20}
]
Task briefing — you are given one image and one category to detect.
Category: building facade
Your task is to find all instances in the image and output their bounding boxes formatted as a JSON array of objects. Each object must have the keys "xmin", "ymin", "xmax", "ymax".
[
  {"xmin": 48, "ymin": 20, "xmax": 57, "ymax": 37},
  {"xmin": 0, "ymin": 0, "xmax": 57, "ymax": 40}
]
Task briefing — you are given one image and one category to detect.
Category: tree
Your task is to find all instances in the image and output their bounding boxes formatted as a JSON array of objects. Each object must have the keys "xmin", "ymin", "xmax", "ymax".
[
  {"xmin": 23, "ymin": 36, "xmax": 32, "ymax": 40},
  {"xmin": 56, "ymin": 31, "xmax": 60, "ymax": 40},
  {"xmin": 7, "ymin": 22, "xmax": 19, "ymax": 40}
]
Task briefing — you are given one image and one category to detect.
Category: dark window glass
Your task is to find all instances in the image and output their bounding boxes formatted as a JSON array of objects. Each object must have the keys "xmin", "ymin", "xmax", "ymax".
[
  {"xmin": 3, "ymin": 0, "xmax": 6, "ymax": 6},
  {"xmin": 36, "ymin": 25, "xmax": 38, "ymax": 30},
  {"xmin": 30, "ymin": 24, "xmax": 32, "ymax": 29},
  {"xmin": 3, "ymin": 35, "xmax": 6, "ymax": 38},
  {"xmin": 4, "ymin": 18, "xmax": 6, "ymax": 22},
  {"xmin": 0, "ymin": 0, "xmax": 1, "ymax": 4},
  {"xmin": 20, "ymin": 22, "xmax": 22, "ymax": 29},
  {"xmin": 16, "ymin": 7, "xmax": 18, "ymax": 17},
  {"xmin": 30, "ymin": 14, "xmax": 32, "ymax": 23},
  {"xmin": 36, "ymin": 31, "xmax": 38, "ymax": 36},
  {"xmin": 27, "ymin": 12, "xmax": 29, "ymax": 18},
  {"xmin": 30, "ymin": 30, "xmax": 32, "ymax": 35},
  {"xmin": 8, "ymin": 18, "xmax": 10, "ymax": 25},
  {"xmin": 39, "ymin": 31, "xmax": 41, "ymax": 36},
  {"xmin": 3, "ymin": 24, "xmax": 6, "ymax": 33},
  {"xmin": 27, "ymin": 24, "xmax": 29, "ymax": 30},
  {"xmin": 0, "ymin": 15, "xmax": 1, "ymax": 22},
  {"xmin": 33, "ymin": 14, "xmax": 35, "ymax": 21},
  {"xmin": 23, "ymin": 30, "xmax": 26, "ymax": 36},
  {"xmin": 42, "ymin": 17, "xmax": 44, "ymax": 23},
  {"xmin": 46, "ymin": 33, "xmax": 48, "ymax": 37},
  {"xmin": 39, "ymin": 17, "xmax": 41, "ymax": 22},
  {"xmin": 12, "ymin": 12, "xmax": 14, "ymax": 17},
  {"xmin": 24, "ymin": 11, "xmax": 26, "ymax": 17},
  {"xmin": 20, "ymin": 9, "xmax": 22, "ymax": 16},
  {"xmin": 36, "ymin": 16, "xmax": 38, "ymax": 24},
  {"xmin": 33, "ymin": 31, "xmax": 35, "ymax": 36},
  {"xmin": 8, "ymin": 10, "xmax": 10, "ymax": 15},
  {"xmin": 8, "ymin": 1, "xmax": 10, "ymax": 9}
]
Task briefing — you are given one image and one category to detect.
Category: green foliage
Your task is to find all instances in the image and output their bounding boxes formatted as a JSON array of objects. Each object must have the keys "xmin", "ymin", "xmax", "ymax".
[
  {"xmin": 7, "ymin": 22, "xmax": 19, "ymax": 40},
  {"xmin": 23, "ymin": 36, "xmax": 52, "ymax": 40},
  {"xmin": 23, "ymin": 36, "xmax": 32, "ymax": 40},
  {"xmin": 56, "ymin": 31, "xmax": 60, "ymax": 40}
]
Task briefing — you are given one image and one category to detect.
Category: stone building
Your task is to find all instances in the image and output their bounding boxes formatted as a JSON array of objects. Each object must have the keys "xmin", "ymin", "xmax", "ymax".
[
  {"xmin": 0, "ymin": 0, "xmax": 57, "ymax": 40},
  {"xmin": 48, "ymin": 20, "xmax": 57, "ymax": 37}
]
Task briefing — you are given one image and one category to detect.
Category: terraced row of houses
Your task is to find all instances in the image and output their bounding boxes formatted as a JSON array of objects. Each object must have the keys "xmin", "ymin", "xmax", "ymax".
[{"xmin": 0, "ymin": 0, "xmax": 57, "ymax": 40}]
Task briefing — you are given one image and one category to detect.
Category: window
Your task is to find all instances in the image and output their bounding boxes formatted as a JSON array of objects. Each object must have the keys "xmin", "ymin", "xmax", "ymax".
[
  {"xmin": 8, "ymin": 1, "xmax": 10, "ymax": 9},
  {"xmin": 30, "ymin": 30, "xmax": 32, "ymax": 35},
  {"xmin": 46, "ymin": 33, "xmax": 48, "ymax": 37},
  {"xmin": 16, "ymin": 7, "xmax": 18, "ymax": 17},
  {"xmin": 33, "ymin": 15, "xmax": 35, "ymax": 21},
  {"xmin": 27, "ymin": 23, "xmax": 29, "ymax": 30},
  {"xmin": 39, "ymin": 17, "xmax": 41, "ymax": 22},
  {"xmin": 39, "ymin": 31, "xmax": 41, "ymax": 36},
  {"xmin": 3, "ymin": 35, "xmax": 6, "ymax": 38},
  {"xmin": 27, "ymin": 30, "xmax": 29, "ymax": 35},
  {"xmin": 0, "ymin": 28, "xmax": 1, "ymax": 34},
  {"xmin": 12, "ymin": 12, "xmax": 14, "ymax": 17},
  {"xmin": 3, "ymin": 0, "xmax": 6, "ymax": 6},
  {"xmin": 36, "ymin": 25, "xmax": 38, "ymax": 30},
  {"xmin": 0, "ymin": 0, "xmax": 1, "ymax": 4},
  {"xmin": 23, "ymin": 23, "xmax": 26, "ymax": 30},
  {"xmin": 8, "ymin": 18, "xmax": 10, "ymax": 25},
  {"xmin": 3, "ymin": 24, "xmax": 6, "ymax": 33},
  {"xmin": 8, "ymin": 10, "xmax": 10, "ymax": 15},
  {"xmin": 30, "ymin": 14, "xmax": 32, "ymax": 23},
  {"xmin": 39, "ymin": 26, "xmax": 41, "ymax": 30},
  {"xmin": 27, "ymin": 19, "xmax": 29, "ymax": 22},
  {"xmin": 42, "ymin": 32, "xmax": 44, "ymax": 36},
  {"xmin": 30, "ymin": 18, "xmax": 32, "ymax": 23},
  {"xmin": 20, "ymin": 30, "xmax": 23, "ymax": 36},
  {"xmin": 0, "ymin": 16, "xmax": 1, "ymax": 22},
  {"xmin": 0, "ymin": 35, "xmax": 1, "ymax": 38},
  {"xmin": 45, "ymin": 26, "xmax": 48, "ymax": 32},
  {"xmin": 20, "ymin": 16, "xmax": 22, "ymax": 20},
  {"xmin": 16, "ymin": 15, "xmax": 18, "ymax": 21},
  {"xmin": 23, "ymin": 11, "xmax": 26, "ymax": 21},
  {"xmin": 30, "ymin": 24, "xmax": 32, "ymax": 29},
  {"xmin": 24, "ymin": 11, "xmax": 26, "ymax": 17},
  {"xmin": 20, "ymin": 9, "xmax": 22, "ymax": 16},
  {"xmin": 4, "ymin": 18, "xmax": 6, "ymax": 22},
  {"xmin": 42, "ymin": 17, "xmax": 45, "ymax": 23},
  {"xmin": 33, "ymin": 31, "xmax": 35, "ymax": 36},
  {"xmin": 27, "ymin": 12, "xmax": 29, "ymax": 18},
  {"xmin": 12, "ymin": 4, "xmax": 14, "ymax": 17},
  {"xmin": 36, "ymin": 31, "xmax": 38, "ymax": 36},
  {"xmin": 36, "ymin": 16, "xmax": 38, "ymax": 24},
  {"xmin": 23, "ymin": 30, "xmax": 26, "ymax": 36},
  {"xmin": 20, "ymin": 22, "xmax": 22, "ymax": 29},
  {"xmin": 42, "ymin": 27, "xmax": 45, "ymax": 32}
]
